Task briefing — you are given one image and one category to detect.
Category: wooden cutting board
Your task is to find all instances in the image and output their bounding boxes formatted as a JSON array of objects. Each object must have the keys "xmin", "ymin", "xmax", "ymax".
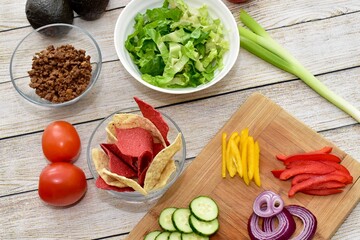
[{"xmin": 127, "ymin": 92, "xmax": 360, "ymax": 239}]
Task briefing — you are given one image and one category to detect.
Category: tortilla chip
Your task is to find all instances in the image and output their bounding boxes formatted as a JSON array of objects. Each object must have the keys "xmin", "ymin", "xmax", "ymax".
[
  {"xmin": 92, "ymin": 148, "xmax": 110, "ymax": 173},
  {"xmin": 134, "ymin": 97, "xmax": 170, "ymax": 145},
  {"xmin": 91, "ymin": 148, "xmax": 127, "ymax": 188},
  {"xmin": 137, "ymin": 151, "xmax": 153, "ymax": 186},
  {"xmin": 153, "ymin": 142, "xmax": 165, "ymax": 156},
  {"xmin": 95, "ymin": 177, "xmax": 134, "ymax": 192},
  {"xmin": 144, "ymin": 133, "xmax": 182, "ymax": 192},
  {"xmin": 100, "ymin": 143, "xmax": 137, "ymax": 171},
  {"xmin": 106, "ymin": 113, "xmax": 166, "ymax": 146},
  {"xmin": 137, "ymin": 165, "xmax": 149, "ymax": 188},
  {"xmin": 105, "ymin": 122, "xmax": 117, "ymax": 143},
  {"xmin": 102, "ymin": 168, "xmax": 148, "ymax": 195},
  {"xmin": 115, "ymin": 127, "xmax": 154, "ymax": 158},
  {"xmin": 100, "ymin": 143, "xmax": 137, "ymax": 178},
  {"xmin": 115, "ymin": 127, "xmax": 154, "ymax": 181},
  {"xmin": 152, "ymin": 159, "xmax": 176, "ymax": 191}
]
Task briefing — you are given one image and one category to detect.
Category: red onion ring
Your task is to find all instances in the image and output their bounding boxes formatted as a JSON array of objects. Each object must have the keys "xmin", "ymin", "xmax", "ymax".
[
  {"xmin": 263, "ymin": 205, "xmax": 317, "ymax": 240},
  {"xmin": 253, "ymin": 190, "xmax": 284, "ymax": 218},
  {"xmin": 248, "ymin": 207, "xmax": 296, "ymax": 240},
  {"xmin": 286, "ymin": 205, "xmax": 317, "ymax": 240}
]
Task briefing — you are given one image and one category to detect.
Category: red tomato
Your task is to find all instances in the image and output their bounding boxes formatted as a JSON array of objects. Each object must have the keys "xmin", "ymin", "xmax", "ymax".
[
  {"xmin": 38, "ymin": 162, "xmax": 87, "ymax": 206},
  {"xmin": 42, "ymin": 121, "xmax": 81, "ymax": 163}
]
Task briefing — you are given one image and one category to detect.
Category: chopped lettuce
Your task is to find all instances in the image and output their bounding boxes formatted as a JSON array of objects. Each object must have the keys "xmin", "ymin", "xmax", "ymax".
[{"xmin": 124, "ymin": 0, "xmax": 229, "ymax": 88}]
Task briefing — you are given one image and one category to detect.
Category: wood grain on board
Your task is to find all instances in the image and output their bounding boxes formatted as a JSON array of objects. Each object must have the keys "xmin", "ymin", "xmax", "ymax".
[{"xmin": 127, "ymin": 92, "xmax": 360, "ymax": 240}]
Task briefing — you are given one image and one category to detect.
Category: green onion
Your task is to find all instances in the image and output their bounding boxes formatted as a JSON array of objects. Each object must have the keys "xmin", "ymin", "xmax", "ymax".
[{"xmin": 239, "ymin": 9, "xmax": 360, "ymax": 123}]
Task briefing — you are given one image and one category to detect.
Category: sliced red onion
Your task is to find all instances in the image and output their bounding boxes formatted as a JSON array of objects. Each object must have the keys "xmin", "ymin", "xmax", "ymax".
[
  {"xmin": 253, "ymin": 190, "xmax": 284, "ymax": 217},
  {"xmin": 286, "ymin": 205, "xmax": 317, "ymax": 240},
  {"xmin": 263, "ymin": 205, "xmax": 317, "ymax": 240},
  {"xmin": 248, "ymin": 207, "xmax": 296, "ymax": 240}
]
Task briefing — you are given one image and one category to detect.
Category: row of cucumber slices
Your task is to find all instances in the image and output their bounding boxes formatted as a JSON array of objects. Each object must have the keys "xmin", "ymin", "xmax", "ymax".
[{"xmin": 144, "ymin": 196, "xmax": 219, "ymax": 240}]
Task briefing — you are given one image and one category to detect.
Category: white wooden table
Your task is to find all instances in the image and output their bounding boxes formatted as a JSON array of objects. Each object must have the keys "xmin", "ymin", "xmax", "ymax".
[{"xmin": 1, "ymin": 0, "xmax": 359, "ymax": 239}]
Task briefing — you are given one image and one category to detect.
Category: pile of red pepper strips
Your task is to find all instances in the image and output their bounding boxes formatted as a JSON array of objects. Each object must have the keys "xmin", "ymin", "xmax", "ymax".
[{"xmin": 271, "ymin": 147, "xmax": 353, "ymax": 197}]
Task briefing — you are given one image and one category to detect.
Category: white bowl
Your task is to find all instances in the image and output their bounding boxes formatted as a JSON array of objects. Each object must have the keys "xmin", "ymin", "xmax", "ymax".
[{"xmin": 114, "ymin": 0, "xmax": 239, "ymax": 94}]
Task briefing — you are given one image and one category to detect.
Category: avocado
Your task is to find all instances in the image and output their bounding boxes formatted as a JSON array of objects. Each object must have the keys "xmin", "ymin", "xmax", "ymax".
[
  {"xmin": 70, "ymin": 0, "xmax": 109, "ymax": 21},
  {"xmin": 25, "ymin": 0, "xmax": 74, "ymax": 29},
  {"xmin": 25, "ymin": 0, "xmax": 74, "ymax": 36}
]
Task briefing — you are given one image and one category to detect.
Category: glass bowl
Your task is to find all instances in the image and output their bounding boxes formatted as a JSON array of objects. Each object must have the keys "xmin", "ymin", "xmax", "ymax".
[
  {"xmin": 114, "ymin": 0, "xmax": 239, "ymax": 94},
  {"xmin": 87, "ymin": 108, "xmax": 186, "ymax": 202},
  {"xmin": 10, "ymin": 23, "xmax": 102, "ymax": 107}
]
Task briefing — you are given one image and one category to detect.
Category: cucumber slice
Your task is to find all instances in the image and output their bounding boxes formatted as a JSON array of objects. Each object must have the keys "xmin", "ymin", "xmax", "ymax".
[
  {"xmin": 155, "ymin": 231, "xmax": 171, "ymax": 240},
  {"xmin": 144, "ymin": 230, "xmax": 162, "ymax": 240},
  {"xmin": 159, "ymin": 207, "xmax": 178, "ymax": 231},
  {"xmin": 189, "ymin": 214, "xmax": 219, "ymax": 236},
  {"xmin": 172, "ymin": 208, "xmax": 193, "ymax": 233},
  {"xmin": 169, "ymin": 231, "xmax": 182, "ymax": 240},
  {"xmin": 189, "ymin": 196, "xmax": 218, "ymax": 221},
  {"xmin": 181, "ymin": 232, "xmax": 209, "ymax": 240}
]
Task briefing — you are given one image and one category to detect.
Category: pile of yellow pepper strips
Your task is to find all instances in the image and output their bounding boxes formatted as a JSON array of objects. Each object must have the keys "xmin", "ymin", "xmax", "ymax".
[{"xmin": 222, "ymin": 128, "xmax": 261, "ymax": 186}]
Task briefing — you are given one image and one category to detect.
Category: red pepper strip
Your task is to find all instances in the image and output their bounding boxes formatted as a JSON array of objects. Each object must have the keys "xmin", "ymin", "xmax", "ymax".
[
  {"xmin": 276, "ymin": 146, "xmax": 333, "ymax": 161},
  {"xmin": 276, "ymin": 154, "xmax": 287, "ymax": 161},
  {"xmin": 303, "ymin": 180, "xmax": 346, "ymax": 190},
  {"xmin": 279, "ymin": 161, "xmax": 336, "ymax": 180},
  {"xmin": 271, "ymin": 169, "xmax": 285, "ymax": 178},
  {"xmin": 301, "ymin": 188, "xmax": 343, "ymax": 196},
  {"xmin": 290, "ymin": 160, "xmax": 352, "ymax": 182},
  {"xmin": 284, "ymin": 153, "xmax": 341, "ymax": 166},
  {"xmin": 291, "ymin": 174, "xmax": 320, "ymax": 186},
  {"xmin": 331, "ymin": 170, "xmax": 353, "ymax": 184},
  {"xmin": 321, "ymin": 146, "xmax": 333, "ymax": 154},
  {"xmin": 286, "ymin": 160, "xmax": 330, "ymax": 169},
  {"xmin": 288, "ymin": 173, "xmax": 349, "ymax": 197},
  {"xmin": 319, "ymin": 160, "xmax": 351, "ymax": 175}
]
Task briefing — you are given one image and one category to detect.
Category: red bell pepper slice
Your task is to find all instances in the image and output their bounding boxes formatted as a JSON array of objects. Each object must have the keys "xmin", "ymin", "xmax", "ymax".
[
  {"xmin": 271, "ymin": 169, "xmax": 285, "ymax": 178},
  {"xmin": 276, "ymin": 146, "xmax": 333, "ymax": 161},
  {"xmin": 279, "ymin": 161, "xmax": 336, "ymax": 180},
  {"xmin": 303, "ymin": 180, "xmax": 346, "ymax": 190},
  {"xmin": 330, "ymin": 170, "xmax": 353, "ymax": 184},
  {"xmin": 283, "ymin": 153, "xmax": 341, "ymax": 166},
  {"xmin": 301, "ymin": 188, "xmax": 343, "ymax": 196},
  {"xmin": 288, "ymin": 173, "xmax": 350, "ymax": 197},
  {"xmin": 276, "ymin": 154, "xmax": 287, "ymax": 161},
  {"xmin": 319, "ymin": 160, "xmax": 351, "ymax": 175},
  {"xmin": 291, "ymin": 173, "xmax": 320, "ymax": 186},
  {"xmin": 286, "ymin": 160, "xmax": 327, "ymax": 169}
]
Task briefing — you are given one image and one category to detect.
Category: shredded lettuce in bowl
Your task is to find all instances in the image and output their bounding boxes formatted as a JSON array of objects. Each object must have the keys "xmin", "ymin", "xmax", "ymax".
[{"xmin": 124, "ymin": 0, "xmax": 229, "ymax": 88}]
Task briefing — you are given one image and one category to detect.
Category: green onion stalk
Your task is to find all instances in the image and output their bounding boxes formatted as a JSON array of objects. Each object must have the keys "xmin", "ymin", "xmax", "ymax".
[{"xmin": 238, "ymin": 9, "xmax": 360, "ymax": 123}]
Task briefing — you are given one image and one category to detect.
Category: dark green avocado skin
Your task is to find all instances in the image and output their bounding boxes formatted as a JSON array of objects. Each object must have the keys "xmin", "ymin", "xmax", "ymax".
[
  {"xmin": 70, "ymin": 0, "xmax": 109, "ymax": 20},
  {"xmin": 26, "ymin": 0, "xmax": 74, "ymax": 29}
]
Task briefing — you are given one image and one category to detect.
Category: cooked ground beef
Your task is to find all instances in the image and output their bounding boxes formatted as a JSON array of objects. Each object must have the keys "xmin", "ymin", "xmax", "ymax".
[{"xmin": 28, "ymin": 44, "xmax": 92, "ymax": 103}]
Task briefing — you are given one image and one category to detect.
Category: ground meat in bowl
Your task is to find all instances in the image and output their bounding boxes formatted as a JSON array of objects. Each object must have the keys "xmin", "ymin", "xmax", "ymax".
[{"xmin": 28, "ymin": 44, "xmax": 92, "ymax": 103}]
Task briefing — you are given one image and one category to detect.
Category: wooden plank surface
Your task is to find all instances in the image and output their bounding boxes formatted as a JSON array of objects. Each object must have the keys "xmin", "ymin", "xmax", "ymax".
[
  {"xmin": 127, "ymin": 93, "xmax": 360, "ymax": 239},
  {"xmin": 2, "ymin": 11, "xmax": 360, "ymax": 137}
]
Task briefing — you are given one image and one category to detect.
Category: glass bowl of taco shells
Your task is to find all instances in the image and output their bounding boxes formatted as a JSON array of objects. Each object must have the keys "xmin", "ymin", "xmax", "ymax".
[{"xmin": 87, "ymin": 97, "xmax": 186, "ymax": 202}]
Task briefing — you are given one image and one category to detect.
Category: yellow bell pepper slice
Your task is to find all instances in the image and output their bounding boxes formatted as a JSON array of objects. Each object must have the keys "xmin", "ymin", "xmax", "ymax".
[
  {"xmin": 222, "ymin": 133, "xmax": 227, "ymax": 178},
  {"xmin": 247, "ymin": 136, "xmax": 255, "ymax": 181},
  {"xmin": 240, "ymin": 128, "xmax": 249, "ymax": 185},
  {"xmin": 253, "ymin": 140, "xmax": 261, "ymax": 187},
  {"xmin": 226, "ymin": 132, "xmax": 238, "ymax": 177},
  {"xmin": 235, "ymin": 135, "xmax": 241, "ymax": 145},
  {"xmin": 233, "ymin": 135, "xmax": 243, "ymax": 177},
  {"xmin": 230, "ymin": 137, "xmax": 241, "ymax": 177}
]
